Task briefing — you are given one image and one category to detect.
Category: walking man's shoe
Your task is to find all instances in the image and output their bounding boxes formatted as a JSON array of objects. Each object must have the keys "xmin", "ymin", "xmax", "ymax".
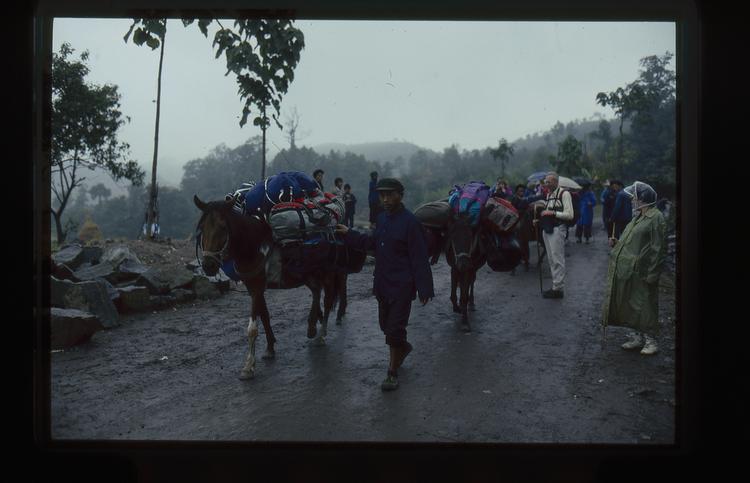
[
  {"xmin": 640, "ymin": 336, "xmax": 659, "ymax": 355},
  {"xmin": 542, "ymin": 289, "xmax": 564, "ymax": 299},
  {"xmin": 621, "ymin": 332, "xmax": 644, "ymax": 350},
  {"xmin": 381, "ymin": 371, "xmax": 399, "ymax": 391}
]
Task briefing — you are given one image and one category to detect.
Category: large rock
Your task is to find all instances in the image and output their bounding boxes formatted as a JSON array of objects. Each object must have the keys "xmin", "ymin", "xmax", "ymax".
[
  {"xmin": 50, "ymin": 277, "xmax": 120, "ymax": 329},
  {"xmin": 101, "ymin": 244, "xmax": 142, "ymax": 268},
  {"xmin": 117, "ymin": 259, "xmax": 150, "ymax": 281},
  {"xmin": 72, "ymin": 261, "xmax": 119, "ymax": 284},
  {"xmin": 115, "ymin": 286, "xmax": 152, "ymax": 313},
  {"xmin": 192, "ymin": 276, "xmax": 221, "ymax": 299},
  {"xmin": 51, "ymin": 263, "xmax": 79, "ymax": 282},
  {"xmin": 52, "ymin": 245, "xmax": 84, "ymax": 270},
  {"xmin": 50, "ymin": 307, "xmax": 103, "ymax": 349},
  {"xmin": 136, "ymin": 266, "xmax": 195, "ymax": 295},
  {"xmin": 97, "ymin": 278, "xmax": 121, "ymax": 304}
]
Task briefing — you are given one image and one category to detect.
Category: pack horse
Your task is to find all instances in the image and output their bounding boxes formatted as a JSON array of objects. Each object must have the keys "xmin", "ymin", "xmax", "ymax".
[{"xmin": 193, "ymin": 171, "xmax": 364, "ymax": 380}]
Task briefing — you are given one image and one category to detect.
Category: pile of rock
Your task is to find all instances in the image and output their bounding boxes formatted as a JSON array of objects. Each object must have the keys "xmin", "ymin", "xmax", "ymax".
[{"xmin": 50, "ymin": 243, "xmax": 230, "ymax": 350}]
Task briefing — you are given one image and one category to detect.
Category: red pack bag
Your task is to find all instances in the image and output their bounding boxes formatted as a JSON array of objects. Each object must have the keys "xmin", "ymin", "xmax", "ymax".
[{"xmin": 484, "ymin": 197, "xmax": 520, "ymax": 233}]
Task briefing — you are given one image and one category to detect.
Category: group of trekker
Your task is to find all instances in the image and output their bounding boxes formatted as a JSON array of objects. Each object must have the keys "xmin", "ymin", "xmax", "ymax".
[
  {"xmin": 336, "ymin": 172, "xmax": 666, "ymax": 391},
  {"xmin": 229, "ymin": 168, "xmax": 668, "ymax": 392}
]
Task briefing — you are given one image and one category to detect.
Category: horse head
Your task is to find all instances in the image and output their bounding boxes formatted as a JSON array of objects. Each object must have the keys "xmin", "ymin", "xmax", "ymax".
[
  {"xmin": 446, "ymin": 212, "xmax": 474, "ymax": 273},
  {"xmin": 194, "ymin": 195, "xmax": 235, "ymax": 276}
]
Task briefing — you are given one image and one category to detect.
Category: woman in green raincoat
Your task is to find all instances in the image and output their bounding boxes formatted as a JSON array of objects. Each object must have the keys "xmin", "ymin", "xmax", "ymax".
[{"xmin": 602, "ymin": 181, "xmax": 666, "ymax": 355}]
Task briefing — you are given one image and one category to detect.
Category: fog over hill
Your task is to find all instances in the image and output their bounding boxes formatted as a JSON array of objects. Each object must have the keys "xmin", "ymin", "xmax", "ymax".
[{"xmin": 312, "ymin": 141, "xmax": 439, "ymax": 175}]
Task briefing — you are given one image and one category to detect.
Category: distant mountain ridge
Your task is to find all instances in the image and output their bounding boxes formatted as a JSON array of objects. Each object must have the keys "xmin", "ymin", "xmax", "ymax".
[{"xmin": 312, "ymin": 141, "xmax": 437, "ymax": 166}]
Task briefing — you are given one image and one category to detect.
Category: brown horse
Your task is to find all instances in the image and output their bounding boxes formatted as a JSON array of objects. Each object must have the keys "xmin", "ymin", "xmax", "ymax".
[
  {"xmin": 444, "ymin": 213, "xmax": 488, "ymax": 332},
  {"xmin": 193, "ymin": 195, "xmax": 344, "ymax": 379}
]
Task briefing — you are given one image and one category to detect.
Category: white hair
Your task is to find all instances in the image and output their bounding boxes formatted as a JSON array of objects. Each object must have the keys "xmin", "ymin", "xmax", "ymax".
[{"xmin": 546, "ymin": 171, "xmax": 559, "ymax": 180}]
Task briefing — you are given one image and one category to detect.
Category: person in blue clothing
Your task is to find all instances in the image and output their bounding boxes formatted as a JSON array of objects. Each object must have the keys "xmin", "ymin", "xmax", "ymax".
[
  {"xmin": 336, "ymin": 178, "xmax": 434, "ymax": 391},
  {"xmin": 608, "ymin": 180, "xmax": 633, "ymax": 243},
  {"xmin": 575, "ymin": 182, "xmax": 597, "ymax": 244},
  {"xmin": 601, "ymin": 180, "xmax": 616, "ymax": 234},
  {"xmin": 368, "ymin": 171, "xmax": 382, "ymax": 229}
]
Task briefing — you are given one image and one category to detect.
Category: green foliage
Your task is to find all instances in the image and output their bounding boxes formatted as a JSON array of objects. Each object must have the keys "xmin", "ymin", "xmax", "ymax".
[
  {"xmin": 123, "ymin": 19, "xmax": 167, "ymax": 48},
  {"xmin": 210, "ymin": 19, "xmax": 305, "ymax": 130},
  {"xmin": 555, "ymin": 135, "xmax": 583, "ymax": 176},
  {"xmin": 490, "ymin": 138, "xmax": 515, "ymax": 177},
  {"xmin": 88, "ymin": 183, "xmax": 111, "ymax": 204},
  {"xmin": 51, "ymin": 42, "xmax": 145, "ymax": 244},
  {"xmin": 181, "ymin": 138, "xmax": 265, "ymax": 201},
  {"xmin": 594, "ymin": 52, "xmax": 676, "ymax": 197}
]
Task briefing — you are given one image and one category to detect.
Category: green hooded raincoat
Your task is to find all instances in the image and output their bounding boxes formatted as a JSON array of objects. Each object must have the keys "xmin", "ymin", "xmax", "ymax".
[{"xmin": 601, "ymin": 207, "xmax": 666, "ymax": 335}]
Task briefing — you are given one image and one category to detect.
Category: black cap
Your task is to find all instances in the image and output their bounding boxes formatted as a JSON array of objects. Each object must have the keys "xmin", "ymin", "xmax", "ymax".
[{"xmin": 375, "ymin": 178, "xmax": 404, "ymax": 193}]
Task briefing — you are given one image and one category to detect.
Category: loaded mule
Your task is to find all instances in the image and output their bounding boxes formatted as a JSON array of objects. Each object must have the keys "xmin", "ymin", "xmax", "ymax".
[{"xmin": 194, "ymin": 192, "xmax": 363, "ymax": 380}]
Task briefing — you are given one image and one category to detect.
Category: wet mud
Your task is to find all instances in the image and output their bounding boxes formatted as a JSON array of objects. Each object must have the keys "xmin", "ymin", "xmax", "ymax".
[{"xmin": 50, "ymin": 231, "xmax": 676, "ymax": 443}]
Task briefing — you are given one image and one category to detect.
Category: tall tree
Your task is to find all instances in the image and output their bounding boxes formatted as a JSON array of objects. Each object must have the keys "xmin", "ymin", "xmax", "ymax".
[
  {"xmin": 50, "ymin": 43, "xmax": 144, "ymax": 244},
  {"xmin": 555, "ymin": 135, "xmax": 583, "ymax": 175},
  {"xmin": 210, "ymin": 19, "xmax": 305, "ymax": 179},
  {"xmin": 283, "ymin": 106, "xmax": 308, "ymax": 150},
  {"xmin": 596, "ymin": 52, "xmax": 676, "ymax": 194},
  {"xmin": 490, "ymin": 138, "xmax": 515, "ymax": 178},
  {"xmin": 88, "ymin": 183, "xmax": 112, "ymax": 205},
  {"xmin": 124, "ymin": 18, "xmax": 168, "ymax": 239}
]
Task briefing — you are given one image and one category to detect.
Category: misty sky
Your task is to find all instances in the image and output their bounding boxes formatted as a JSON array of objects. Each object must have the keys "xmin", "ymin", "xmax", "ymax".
[{"xmin": 52, "ymin": 19, "xmax": 675, "ymax": 187}]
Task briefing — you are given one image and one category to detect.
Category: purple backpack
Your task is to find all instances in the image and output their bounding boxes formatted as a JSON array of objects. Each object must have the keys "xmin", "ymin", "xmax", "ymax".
[{"xmin": 448, "ymin": 181, "xmax": 491, "ymax": 226}]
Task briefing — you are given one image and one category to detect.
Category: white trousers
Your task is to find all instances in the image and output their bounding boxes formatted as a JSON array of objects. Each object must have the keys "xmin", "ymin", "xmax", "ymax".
[{"xmin": 542, "ymin": 225, "xmax": 566, "ymax": 291}]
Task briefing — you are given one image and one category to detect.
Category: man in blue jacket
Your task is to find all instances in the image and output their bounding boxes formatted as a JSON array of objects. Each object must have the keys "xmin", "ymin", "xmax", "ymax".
[
  {"xmin": 336, "ymin": 178, "xmax": 434, "ymax": 391},
  {"xmin": 608, "ymin": 180, "xmax": 633, "ymax": 242}
]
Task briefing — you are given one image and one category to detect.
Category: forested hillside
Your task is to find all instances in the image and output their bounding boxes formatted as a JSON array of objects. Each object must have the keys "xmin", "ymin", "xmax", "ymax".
[{"xmin": 58, "ymin": 52, "xmax": 675, "ymax": 242}]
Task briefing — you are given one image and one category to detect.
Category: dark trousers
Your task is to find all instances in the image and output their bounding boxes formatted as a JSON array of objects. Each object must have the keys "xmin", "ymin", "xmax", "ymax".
[
  {"xmin": 377, "ymin": 296, "xmax": 412, "ymax": 347},
  {"xmin": 345, "ymin": 209, "xmax": 355, "ymax": 228},
  {"xmin": 575, "ymin": 224, "xmax": 592, "ymax": 240}
]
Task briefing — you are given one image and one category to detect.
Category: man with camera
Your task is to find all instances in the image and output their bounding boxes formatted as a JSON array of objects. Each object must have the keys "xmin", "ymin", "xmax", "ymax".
[{"xmin": 536, "ymin": 172, "xmax": 574, "ymax": 299}]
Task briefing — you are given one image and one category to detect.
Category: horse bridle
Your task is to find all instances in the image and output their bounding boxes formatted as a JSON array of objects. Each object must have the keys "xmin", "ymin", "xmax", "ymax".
[
  {"xmin": 196, "ymin": 211, "xmax": 267, "ymax": 279},
  {"xmin": 448, "ymin": 222, "xmax": 474, "ymax": 263}
]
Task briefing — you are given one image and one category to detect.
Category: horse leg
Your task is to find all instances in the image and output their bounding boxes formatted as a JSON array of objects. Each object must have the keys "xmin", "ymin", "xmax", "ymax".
[
  {"xmin": 450, "ymin": 267, "xmax": 461, "ymax": 313},
  {"xmin": 459, "ymin": 272, "xmax": 471, "ymax": 332},
  {"xmin": 468, "ymin": 273, "xmax": 477, "ymax": 312},
  {"xmin": 307, "ymin": 285, "xmax": 320, "ymax": 339},
  {"xmin": 336, "ymin": 273, "xmax": 347, "ymax": 325},
  {"xmin": 239, "ymin": 316, "xmax": 259, "ymax": 380},
  {"xmin": 245, "ymin": 281, "xmax": 275, "ymax": 361},
  {"xmin": 309, "ymin": 284, "xmax": 326, "ymax": 346},
  {"xmin": 258, "ymin": 291, "xmax": 276, "ymax": 360},
  {"xmin": 319, "ymin": 276, "xmax": 337, "ymax": 339}
]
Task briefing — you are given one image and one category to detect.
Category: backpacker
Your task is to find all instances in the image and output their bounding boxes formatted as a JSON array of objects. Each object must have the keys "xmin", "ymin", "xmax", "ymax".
[
  {"xmin": 414, "ymin": 200, "xmax": 453, "ymax": 230},
  {"xmin": 547, "ymin": 188, "xmax": 579, "ymax": 228},
  {"xmin": 483, "ymin": 197, "xmax": 520, "ymax": 233},
  {"xmin": 448, "ymin": 181, "xmax": 490, "ymax": 226},
  {"xmin": 486, "ymin": 232, "xmax": 522, "ymax": 272}
]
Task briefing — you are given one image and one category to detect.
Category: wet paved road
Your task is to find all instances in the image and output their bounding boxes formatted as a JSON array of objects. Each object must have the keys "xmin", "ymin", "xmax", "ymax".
[{"xmin": 50, "ymin": 234, "xmax": 675, "ymax": 443}]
